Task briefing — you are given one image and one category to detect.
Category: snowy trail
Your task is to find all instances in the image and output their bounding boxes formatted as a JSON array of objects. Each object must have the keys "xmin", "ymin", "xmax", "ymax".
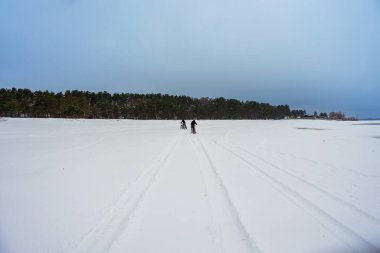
[
  {"xmin": 105, "ymin": 133, "xmax": 260, "ymax": 253},
  {"xmin": 205, "ymin": 139, "xmax": 379, "ymax": 252},
  {"xmin": 219, "ymin": 136, "xmax": 380, "ymax": 220},
  {"xmin": 1, "ymin": 119, "xmax": 380, "ymax": 253},
  {"xmin": 68, "ymin": 132, "xmax": 180, "ymax": 253},
  {"xmin": 232, "ymin": 143, "xmax": 380, "ymax": 225},
  {"xmin": 107, "ymin": 133, "xmax": 218, "ymax": 253},
  {"xmin": 191, "ymin": 136, "xmax": 261, "ymax": 253},
  {"xmin": 209, "ymin": 135, "xmax": 380, "ymax": 224}
]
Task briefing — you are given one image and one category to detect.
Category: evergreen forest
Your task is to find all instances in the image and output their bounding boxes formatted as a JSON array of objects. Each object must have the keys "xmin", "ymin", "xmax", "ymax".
[{"xmin": 0, "ymin": 88, "xmax": 307, "ymax": 120}]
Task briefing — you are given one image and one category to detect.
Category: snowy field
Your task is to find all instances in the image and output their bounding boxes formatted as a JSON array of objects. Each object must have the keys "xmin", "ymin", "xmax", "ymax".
[{"xmin": 1, "ymin": 118, "xmax": 380, "ymax": 253}]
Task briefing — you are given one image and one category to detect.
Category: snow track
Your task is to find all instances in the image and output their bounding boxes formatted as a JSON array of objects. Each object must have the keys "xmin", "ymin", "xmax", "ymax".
[
  {"xmin": 104, "ymin": 134, "xmax": 262, "ymax": 253},
  {"xmin": 209, "ymin": 139, "xmax": 380, "ymax": 253},
  {"xmin": 234, "ymin": 144, "xmax": 380, "ymax": 226},
  {"xmin": 190, "ymin": 136, "xmax": 261, "ymax": 253},
  {"xmin": 68, "ymin": 133, "xmax": 180, "ymax": 253}
]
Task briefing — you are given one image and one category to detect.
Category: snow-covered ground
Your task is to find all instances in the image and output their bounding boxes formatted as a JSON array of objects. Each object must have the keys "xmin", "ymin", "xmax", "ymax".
[{"xmin": 1, "ymin": 118, "xmax": 380, "ymax": 253}]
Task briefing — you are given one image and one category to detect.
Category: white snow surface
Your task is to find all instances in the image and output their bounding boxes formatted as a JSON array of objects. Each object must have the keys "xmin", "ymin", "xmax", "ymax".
[{"xmin": 1, "ymin": 119, "xmax": 380, "ymax": 253}]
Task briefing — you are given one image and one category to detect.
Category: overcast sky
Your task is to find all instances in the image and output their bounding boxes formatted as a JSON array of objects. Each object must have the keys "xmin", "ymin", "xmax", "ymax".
[{"xmin": 1, "ymin": 0, "xmax": 380, "ymax": 118}]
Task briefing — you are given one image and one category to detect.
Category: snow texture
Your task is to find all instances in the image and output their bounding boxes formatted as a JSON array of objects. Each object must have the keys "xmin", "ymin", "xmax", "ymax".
[{"xmin": 0, "ymin": 119, "xmax": 379, "ymax": 253}]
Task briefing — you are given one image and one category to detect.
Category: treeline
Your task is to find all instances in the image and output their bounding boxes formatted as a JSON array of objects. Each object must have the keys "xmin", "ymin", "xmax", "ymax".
[{"xmin": 0, "ymin": 88, "xmax": 304, "ymax": 120}]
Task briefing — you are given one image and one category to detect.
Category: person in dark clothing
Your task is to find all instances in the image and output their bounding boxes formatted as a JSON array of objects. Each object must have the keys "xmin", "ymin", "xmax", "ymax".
[
  {"xmin": 180, "ymin": 119, "xmax": 187, "ymax": 129},
  {"xmin": 190, "ymin": 120, "xmax": 197, "ymax": 134}
]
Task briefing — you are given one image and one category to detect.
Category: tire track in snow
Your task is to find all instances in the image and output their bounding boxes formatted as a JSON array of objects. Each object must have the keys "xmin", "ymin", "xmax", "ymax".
[
  {"xmin": 188, "ymin": 136, "xmax": 224, "ymax": 253},
  {"xmin": 237, "ymin": 140, "xmax": 380, "ymax": 178},
  {"xmin": 211, "ymin": 136, "xmax": 380, "ymax": 226},
  {"xmin": 66, "ymin": 133, "xmax": 180, "ymax": 253},
  {"xmin": 192, "ymin": 136, "xmax": 261, "ymax": 253},
  {"xmin": 211, "ymin": 140, "xmax": 380, "ymax": 253},
  {"xmin": 232, "ymin": 142, "xmax": 380, "ymax": 225}
]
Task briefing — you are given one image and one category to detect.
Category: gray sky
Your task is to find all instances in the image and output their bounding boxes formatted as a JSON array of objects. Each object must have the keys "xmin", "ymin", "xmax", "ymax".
[{"xmin": 1, "ymin": 0, "xmax": 380, "ymax": 118}]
